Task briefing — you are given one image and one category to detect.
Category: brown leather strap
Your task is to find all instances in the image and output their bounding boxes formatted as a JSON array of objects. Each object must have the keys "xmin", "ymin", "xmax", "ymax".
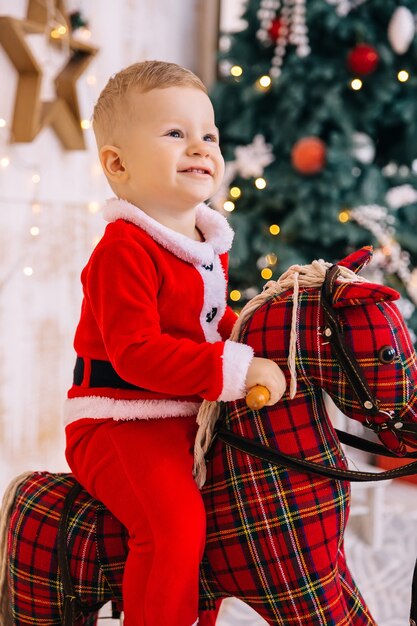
[{"xmin": 216, "ymin": 427, "xmax": 417, "ymax": 482}]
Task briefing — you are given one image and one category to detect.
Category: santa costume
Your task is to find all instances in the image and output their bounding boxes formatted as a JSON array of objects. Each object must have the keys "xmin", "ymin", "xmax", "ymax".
[{"xmin": 65, "ymin": 198, "xmax": 254, "ymax": 626}]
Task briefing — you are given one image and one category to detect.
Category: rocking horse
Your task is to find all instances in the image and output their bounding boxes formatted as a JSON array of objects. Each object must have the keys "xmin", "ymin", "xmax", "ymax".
[{"xmin": 1, "ymin": 247, "xmax": 417, "ymax": 625}]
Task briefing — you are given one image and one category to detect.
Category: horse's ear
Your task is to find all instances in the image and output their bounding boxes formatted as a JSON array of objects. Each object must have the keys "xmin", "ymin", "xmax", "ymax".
[
  {"xmin": 332, "ymin": 281, "xmax": 400, "ymax": 308},
  {"xmin": 337, "ymin": 246, "xmax": 373, "ymax": 274}
]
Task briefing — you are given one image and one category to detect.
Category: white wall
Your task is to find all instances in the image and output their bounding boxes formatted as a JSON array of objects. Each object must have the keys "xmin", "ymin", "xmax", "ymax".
[{"xmin": 0, "ymin": 0, "xmax": 201, "ymax": 493}]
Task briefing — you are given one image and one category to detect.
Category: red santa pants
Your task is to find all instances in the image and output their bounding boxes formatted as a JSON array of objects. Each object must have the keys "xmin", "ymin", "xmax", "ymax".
[{"xmin": 65, "ymin": 415, "xmax": 205, "ymax": 626}]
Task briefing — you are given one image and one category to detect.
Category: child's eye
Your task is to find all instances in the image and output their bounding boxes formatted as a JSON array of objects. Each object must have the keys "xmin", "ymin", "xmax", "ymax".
[
  {"xmin": 167, "ymin": 129, "xmax": 183, "ymax": 138},
  {"xmin": 204, "ymin": 134, "xmax": 218, "ymax": 143}
]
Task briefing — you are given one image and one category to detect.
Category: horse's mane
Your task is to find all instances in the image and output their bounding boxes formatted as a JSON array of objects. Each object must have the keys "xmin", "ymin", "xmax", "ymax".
[{"xmin": 193, "ymin": 259, "xmax": 367, "ymax": 487}]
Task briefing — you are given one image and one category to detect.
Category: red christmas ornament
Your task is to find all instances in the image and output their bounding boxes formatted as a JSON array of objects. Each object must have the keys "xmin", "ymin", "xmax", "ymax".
[
  {"xmin": 347, "ymin": 44, "xmax": 379, "ymax": 75},
  {"xmin": 268, "ymin": 17, "xmax": 285, "ymax": 41},
  {"xmin": 291, "ymin": 137, "xmax": 327, "ymax": 175}
]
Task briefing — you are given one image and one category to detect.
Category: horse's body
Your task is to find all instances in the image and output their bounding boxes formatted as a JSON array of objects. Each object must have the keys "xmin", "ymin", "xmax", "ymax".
[{"xmin": 2, "ymin": 248, "xmax": 417, "ymax": 625}]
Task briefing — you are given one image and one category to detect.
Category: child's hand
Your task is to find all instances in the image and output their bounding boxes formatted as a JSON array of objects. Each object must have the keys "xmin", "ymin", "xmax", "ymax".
[{"xmin": 245, "ymin": 357, "xmax": 286, "ymax": 406}]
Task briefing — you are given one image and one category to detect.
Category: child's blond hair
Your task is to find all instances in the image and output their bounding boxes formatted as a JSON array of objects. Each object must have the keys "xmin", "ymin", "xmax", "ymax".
[{"xmin": 92, "ymin": 60, "xmax": 207, "ymax": 146}]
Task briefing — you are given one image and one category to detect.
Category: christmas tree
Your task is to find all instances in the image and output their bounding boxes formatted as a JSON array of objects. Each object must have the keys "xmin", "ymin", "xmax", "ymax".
[{"xmin": 211, "ymin": 0, "xmax": 417, "ymax": 343}]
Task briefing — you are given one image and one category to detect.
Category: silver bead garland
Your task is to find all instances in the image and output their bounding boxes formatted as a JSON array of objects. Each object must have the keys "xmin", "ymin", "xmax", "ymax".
[{"xmin": 256, "ymin": 0, "xmax": 310, "ymax": 80}]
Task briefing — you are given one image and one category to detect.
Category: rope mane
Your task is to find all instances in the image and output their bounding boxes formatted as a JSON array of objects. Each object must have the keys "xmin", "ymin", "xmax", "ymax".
[{"xmin": 193, "ymin": 259, "xmax": 366, "ymax": 487}]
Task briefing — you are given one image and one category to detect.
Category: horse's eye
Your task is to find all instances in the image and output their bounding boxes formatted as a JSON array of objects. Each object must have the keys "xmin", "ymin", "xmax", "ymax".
[{"xmin": 378, "ymin": 345, "xmax": 396, "ymax": 364}]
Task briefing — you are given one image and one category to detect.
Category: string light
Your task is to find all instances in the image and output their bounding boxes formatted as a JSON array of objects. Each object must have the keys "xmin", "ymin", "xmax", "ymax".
[
  {"xmin": 0, "ymin": 157, "xmax": 10, "ymax": 168},
  {"xmin": 229, "ymin": 289, "xmax": 241, "ymax": 302},
  {"xmin": 255, "ymin": 177, "xmax": 267, "ymax": 189},
  {"xmin": 0, "ymin": 118, "xmax": 6, "ymax": 128},
  {"xmin": 269, "ymin": 224, "xmax": 280, "ymax": 235},
  {"xmin": 351, "ymin": 78, "xmax": 363, "ymax": 90},
  {"xmin": 266, "ymin": 253, "xmax": 277, "ymax": 265},
  {"xmin": 81, "ymin": 119, "xmax": 91, "ymax": 129},
  {"xmin": 87, "ymin": 201, "xmax": 100, "ymax": 213},
  {"xmin": 32, "ymin": 202, "xmax": 41, "ymax": 214},
  {"xmin": 261, "ymin": 268, "xmax": 273, "ymax": 280},
  {"xmin": 230, "ymin": 65, "xmax": 243, "ymax": 77},
  {"xmin": 30, "ymin": 226, "xmax": 40, "ymax": 237},
  {"xmin": 86, "ymin": 75, "xmax": 97, "ymax": 85},
  {"xmin": 223, "ymin": 200, "xmax": 235, "ymax": 212},
  {"xmin": 229, "ymin": 186, "xmax": 241, "ymax": 199},
  {"xmin": 50, "ymin": 24, "xmax": 68, "ymax": 39},
  {"xmin": 23, "ymin": 266, "xmax": 34, "ymax": 276},
  {"xmin": 256, "ymin": 75, "xmax": 272, "ymax": 91},
  {"xmin": 339, "ymin": 210, "xmax": 350, "ymax": 223},
  {"xmin": 32, "ymin": 173, "xmax": 41, "ymax": 184},
  {"xmin": 398, "ymin": 70, "xmax": 409, "ymax": 83}
]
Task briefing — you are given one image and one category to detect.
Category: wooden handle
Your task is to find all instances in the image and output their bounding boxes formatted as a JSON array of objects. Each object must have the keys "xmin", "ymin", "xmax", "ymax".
[{"xmin": 246, "ymin": 385, "xmax": 271, "ymax": 411}]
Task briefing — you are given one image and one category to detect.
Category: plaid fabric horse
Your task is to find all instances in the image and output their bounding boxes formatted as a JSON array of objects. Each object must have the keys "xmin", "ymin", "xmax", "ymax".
[
  {"xmin": 196, "ymin": 246, "xmax": 417, "ymax": 625},
  {"xmin": 1, "ymin": 247, "xmax": 417, "ymax": 625}
]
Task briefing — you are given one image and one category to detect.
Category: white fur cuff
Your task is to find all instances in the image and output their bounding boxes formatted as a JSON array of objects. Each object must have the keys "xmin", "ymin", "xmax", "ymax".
[
  {"xmin": 63, "ymin": 397, "xmax": 202, "ymax": 425},
  {"xmin": 217, "ymin": 340, "xmax": 254, "ymax": 402}
]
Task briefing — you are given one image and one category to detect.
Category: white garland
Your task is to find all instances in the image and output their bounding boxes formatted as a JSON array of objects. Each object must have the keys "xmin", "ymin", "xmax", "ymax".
[
  {"xmin": 325, "ymin": 0, "xmax": 368, "ymax": 17},
  {"xmin": 349, "ymin": 205, "xmax": 417, "ymax": 309}
]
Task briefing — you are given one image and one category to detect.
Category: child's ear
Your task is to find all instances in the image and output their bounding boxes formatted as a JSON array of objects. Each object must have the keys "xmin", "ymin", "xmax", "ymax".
[{"xmin": 99, "ymin": 145, "xmax": 129, "ymax": 183}]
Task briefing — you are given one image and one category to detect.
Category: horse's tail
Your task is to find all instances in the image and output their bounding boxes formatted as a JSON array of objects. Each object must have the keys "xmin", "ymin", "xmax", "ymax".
[{"xmin": 0, "ymin": 471, "xmax": 34, "ymax": 626}]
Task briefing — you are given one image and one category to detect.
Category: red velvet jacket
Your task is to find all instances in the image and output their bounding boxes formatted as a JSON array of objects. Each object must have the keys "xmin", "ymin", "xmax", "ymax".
[{"xmin": 64, "ymin": 198, "xmax": 254, "ymax": 425}]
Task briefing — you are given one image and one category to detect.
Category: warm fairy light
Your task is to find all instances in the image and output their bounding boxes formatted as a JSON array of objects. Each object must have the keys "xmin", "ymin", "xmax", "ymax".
[
  {"xmin": 77, "ymin": 27, "xmax": 92, "ymax": 40},
  {"xmin": 87, "ymin": 75, "xmax": 97, "ymax": 85},
  {"xmin": 257, "ymin": 75, "xmax": 272, "ymax": 90},
  {"xmin": 266, "ymin": 253, "xmax": 277, "ymax": 265},
  {"xmin": 223, "ymin": 200, "xmax": 235, "ymax": 212},
  {"xmin": 32, "ymin": 173, "xmax": 41, "ymax": 183},
  {"xmin": 351, "ymin": 78, "xmax": 363, "ymax": 91},
  {"xmin": 261, "ymin": 268, "xmax": 273, "ymax": 280},
  {"xmin": 230, "ymin": 65, "xmax": 243, "ymax": 77},
  {"xmin": 269, "ymin": 224, "xmax": 280, "ymax": 235},
  {"xmin": 255, "ymin": 177, "xmax": 267, "ymax": 189},
  {"xmin": 398, "ymin": 70, "xmax": 409, "ymax": 82},
  {"xmin": 81, "ymin": 119, "xmax": 91, "ymax": 129},
  {"xmin": 88, "ymin": 201, "xmax": 100, "ymax": 213},
  {"xmin": 230, "ymin": 186, "xmax": 241, "ymax": 199},
  {"xmin": 30, "ymin": 226, "xmax": 40, "ymax": 236},
  {"xmin": 92, "ymin": 235, "xmax": 101, "ymax": 248},
  {"xmin": 230, "ymin": 290, "xmax": 241, "ymax": 302},
  {"xmin": 339, "ymin": 210, "xmax": 350, "ymax": 223},
  {"xmin": 23, "ymin": 266, "xmax": 33, "ymax": 276},
  {"xmin": 32, "ymin": 202, "xmax": 41, "ymax": 214},
  {"xmin": 0, "ymin": 118, "xmax": 6, "ymax": 128},
  {"xmin": 0, "ymin": 156, "xmax": 10, "ymax": 167},
  {"xmin": 50, "ymin": 25, "xmax": 67, "ymax": 39}
]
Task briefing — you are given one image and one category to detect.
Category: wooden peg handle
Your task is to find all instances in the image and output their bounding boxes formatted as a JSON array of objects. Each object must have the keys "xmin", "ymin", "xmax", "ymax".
[{"xmin": 245, "ymin": 385, "xmax": 271, "ymax": 411}]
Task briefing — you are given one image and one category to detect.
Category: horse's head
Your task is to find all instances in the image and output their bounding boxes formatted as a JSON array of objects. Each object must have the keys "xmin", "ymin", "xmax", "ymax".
[{"xmin": 316, "ymin": 247, "xmax": 417, "ymax": 455}]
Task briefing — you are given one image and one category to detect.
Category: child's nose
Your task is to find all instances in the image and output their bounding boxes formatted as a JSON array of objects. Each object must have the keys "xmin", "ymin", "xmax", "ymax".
[{"xmin": 187, "ymin": 138, "xmax": 209, "ymax": 157}]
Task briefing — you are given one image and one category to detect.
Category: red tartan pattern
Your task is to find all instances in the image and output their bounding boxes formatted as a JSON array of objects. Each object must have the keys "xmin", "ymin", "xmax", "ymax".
[
  {"xmin": 199, "ymin": 267, "xmax": 417, "ymax": 623},
  {"xmin": 8, "ymin": 472, "xmax": 126, "ymax": 625}
]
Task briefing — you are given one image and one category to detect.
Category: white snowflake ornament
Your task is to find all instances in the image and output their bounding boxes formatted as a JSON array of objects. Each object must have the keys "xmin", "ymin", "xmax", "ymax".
[{"xmin": 234, "ymin": 134, "xmax": 275, "ymax": 178}]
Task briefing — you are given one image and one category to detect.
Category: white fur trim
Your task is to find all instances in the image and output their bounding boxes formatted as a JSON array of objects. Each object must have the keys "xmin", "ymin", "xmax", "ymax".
[
  {"xmin": 217, "ymin": 340, "xmax": 254, "ymax": 402},
  {"xmin": 63, "ymin": 397, "xmax": 201, "ymax": 425},
  {"xmin": 196, "ymin": 254, "xmax": 227, "ymax": 343},
  {"xmin": 102, "ymin": 198, "xmax": 234, "ymax": 265}
]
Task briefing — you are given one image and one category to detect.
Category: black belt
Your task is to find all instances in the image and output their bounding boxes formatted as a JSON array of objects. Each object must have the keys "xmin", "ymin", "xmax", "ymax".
[{"xmin": 73, "ymin": 357, "xmax": 145, "ymax": 390}]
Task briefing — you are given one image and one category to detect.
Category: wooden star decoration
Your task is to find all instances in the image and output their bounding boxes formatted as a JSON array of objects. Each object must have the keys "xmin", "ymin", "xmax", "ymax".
[{"xmin": 0, "ymin": 0, "xmax": 98, "ymax": 150}]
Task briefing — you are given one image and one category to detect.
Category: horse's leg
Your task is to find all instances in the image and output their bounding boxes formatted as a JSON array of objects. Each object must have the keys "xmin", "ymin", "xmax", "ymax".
[{"xmin": 0, "ymin": 472, "xmax": 33, "ymax": 626}]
